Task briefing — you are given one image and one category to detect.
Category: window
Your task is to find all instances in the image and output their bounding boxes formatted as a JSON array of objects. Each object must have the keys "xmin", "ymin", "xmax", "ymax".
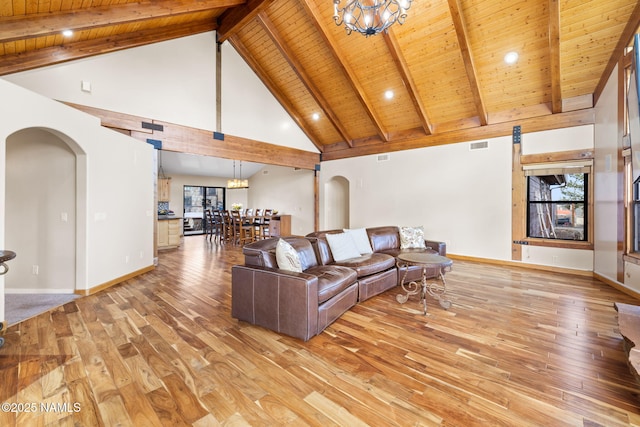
[{"xmin": 526, "ymin": 167, "xmax": 589, "ymax": 242}]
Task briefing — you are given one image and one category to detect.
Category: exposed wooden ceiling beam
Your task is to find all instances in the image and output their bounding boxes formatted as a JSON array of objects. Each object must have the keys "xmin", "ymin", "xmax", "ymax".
[
  {"xmin": 322, "ymin": 108, "xmax": 594, "ymax": 161},
  {"xmin": 0, "ymin": 21, "xmax": 216, "ymax": 76},
  {"xmin": 257, "ymin": 11, "xmax": 354, "ymax": 147},
  {"xmin": 447, "ymin": 0, "xmax": 488, "ymax": 126},
  {"xmin": 300, "ymin": 0, "xmax": 389, "ymax": 142},
  {"xmin": 0, "ymin": 0, "xmax": 241, "ymax": 44},
  {"xmin": 65, "ymin": 101, "xmax": 319, "ymax": 169},
  {"xmin": 382, "ymin": 29, "xmax": 433, "ymax": 135},
  {"xmin": 216, "ymin": 0, "xmax": 275, "ymax": 42},
  {"xmin": 593, "ymin": 0, "xmax": 640, "ymax": 106},
  {"xmin": 227, "ymin": 34, "xmax": 325, "ymax": 152},
  {"xmin": 548, "ymin": 0, "xmax": 562, "ymax": 113}
]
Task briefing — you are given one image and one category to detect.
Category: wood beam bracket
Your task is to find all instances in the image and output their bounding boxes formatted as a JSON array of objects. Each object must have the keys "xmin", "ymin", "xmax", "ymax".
[{"xmin": 147, "ymin": 139, "xmax": 163, "ymax": 149}]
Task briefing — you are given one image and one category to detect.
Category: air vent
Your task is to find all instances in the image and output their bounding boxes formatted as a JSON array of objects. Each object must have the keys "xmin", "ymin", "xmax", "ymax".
[
  {"xmin": 469, "ymin": 141, "xmax": 489, "ymax": 150},
  {"xmin": 377, "ymin": 153, "xmax": 390, "ymax": 162},
  {"xmin": 262, "ymin": 170, "xmax": 269, "ymax": 175}
]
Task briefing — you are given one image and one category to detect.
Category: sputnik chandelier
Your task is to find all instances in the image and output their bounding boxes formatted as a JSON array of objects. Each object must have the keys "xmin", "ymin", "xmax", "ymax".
[{"xmin": 333, "ymin": 0, "xmax": 413, "ymax": 36}]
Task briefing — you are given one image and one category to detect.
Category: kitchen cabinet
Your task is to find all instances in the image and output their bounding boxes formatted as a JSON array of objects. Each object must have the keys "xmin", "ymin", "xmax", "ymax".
[
  {"xmin": 158, "ymin": 178, "xmax": 171, "ymax": 202},
  {"xmin": 158, "ymin": 218, "xmax": 181, "ymax": 249},
  {"xmin": 268, "ymin": 215, "xmax": 291, "ymax": 237}
]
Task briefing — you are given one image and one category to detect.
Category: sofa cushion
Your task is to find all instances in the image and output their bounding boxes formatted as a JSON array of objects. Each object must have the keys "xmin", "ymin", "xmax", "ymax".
[
  {"xmin": 400, "ymin": 226, "xmax": 427, "ymax": 249},
  {"xmin": 332, "ymin": 252, "xmax": 396, "ymax": 278},
  {"xmin": 326, "ymin": 232, "xmax": 361, "ymax": 261},
  {"xmin": 366, "ymin": 226, "xmax": 401, "ymax": 252},
  {"xmin": 343, "ymin": 228, "xmax": 373, "ymax": 255},
  {"xmin": 244, "ymin": 237, "xmax": 320, "ymax": 270},
  {"xmin": 276, "ymin": 239, "xmax": 302, "ymax": 272},
  {"xmin": 306, "ymin": 265, "xmax": 358, "ymax": 304}
]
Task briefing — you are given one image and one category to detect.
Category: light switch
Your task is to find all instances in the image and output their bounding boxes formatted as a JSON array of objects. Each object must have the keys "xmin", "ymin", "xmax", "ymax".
[{"xmin": 81, "ymin": 80, "xmax": 92, "ymax": 93}]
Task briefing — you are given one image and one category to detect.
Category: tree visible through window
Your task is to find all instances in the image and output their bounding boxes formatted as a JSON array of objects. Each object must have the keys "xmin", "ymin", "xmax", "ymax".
[{"xmin": 527, "ymin": 172, "xmax": 587, "ymax": 241}]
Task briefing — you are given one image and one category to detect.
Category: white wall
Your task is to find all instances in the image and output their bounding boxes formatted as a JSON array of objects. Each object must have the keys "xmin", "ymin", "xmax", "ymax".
[
  {"xmin": 0, "ymin": 79, "xmax": 155, "ymax": 321},
  {"xmin": 593, "ymin": 63, "xmax": 621, "ymax": 285},
  {"xmin": 221, "ymin": 42, "xmax": 318, "ymax": 153},
  {"xmin": 3, "ymin": 33, "xmax": 218, "ymax": 131},
  {"xmin": 2, "ymin": 33, "xmax": 318, "ymax": 153},
  {"xmin": 320, "ymin": 136, "xmax": 512, "ymax": 260},
  {"xmin": 6, "ymin": 129, "xmax": 76, "ymax": 292},
  {"xmin": 248, "ymin": 165, "xmax": 315, "ymax": 235},
  {"xmin": 320, "ymin": 126, "xmax": 595, "ymax": 271}
]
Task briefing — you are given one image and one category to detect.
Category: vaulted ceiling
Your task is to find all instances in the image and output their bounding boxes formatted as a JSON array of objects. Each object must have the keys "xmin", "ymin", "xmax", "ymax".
[{"xmin": 2, "ymin": 0, "xmax": 639, "ymax": 161}]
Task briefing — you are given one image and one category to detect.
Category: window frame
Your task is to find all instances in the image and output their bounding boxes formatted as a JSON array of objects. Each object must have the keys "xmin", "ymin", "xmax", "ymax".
[{"xmin": 514, "ymin": 150, "xmax": 594, "ymax": 252}]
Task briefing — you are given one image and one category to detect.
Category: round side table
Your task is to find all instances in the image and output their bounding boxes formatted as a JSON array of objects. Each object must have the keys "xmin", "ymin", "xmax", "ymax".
[{"xmin": 396, "ymin": 252, "xmax": 453, "ymax": 314}]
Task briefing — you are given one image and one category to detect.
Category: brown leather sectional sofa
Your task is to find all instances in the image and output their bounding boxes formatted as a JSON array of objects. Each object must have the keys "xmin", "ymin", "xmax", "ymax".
[{"xmin": 231, "ymin": 226, "xmax": 446, "ymax": 341}]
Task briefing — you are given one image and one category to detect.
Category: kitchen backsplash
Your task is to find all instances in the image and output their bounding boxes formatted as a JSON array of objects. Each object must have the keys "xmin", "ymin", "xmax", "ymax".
[{"xmin": 158, "ymin": 201, "xmax": 169, "ymax": 214}]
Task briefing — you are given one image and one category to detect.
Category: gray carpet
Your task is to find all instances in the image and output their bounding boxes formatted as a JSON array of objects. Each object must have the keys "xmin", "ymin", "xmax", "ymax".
[{"xmin": 4, "ymin": 293, "xmax": 79, "ymax": 327}]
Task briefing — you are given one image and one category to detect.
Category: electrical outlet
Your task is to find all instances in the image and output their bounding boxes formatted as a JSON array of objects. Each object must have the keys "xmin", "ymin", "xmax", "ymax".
[
  {"xmin": 125, "ymin": 255, "xmax": 130, "ymax": 264},
  {"xmin": 32, "ymin": 265, "xmax": 39, "ymax": 275}
]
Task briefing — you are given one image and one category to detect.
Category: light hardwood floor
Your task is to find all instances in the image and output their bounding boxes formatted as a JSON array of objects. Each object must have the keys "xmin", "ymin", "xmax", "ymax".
[{"xmin": 1, "ymin": 236, "xmax": 640, "ymax": 426}]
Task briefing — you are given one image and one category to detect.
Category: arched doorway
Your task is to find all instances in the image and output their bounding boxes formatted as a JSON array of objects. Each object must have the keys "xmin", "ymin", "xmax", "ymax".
[
  {"xmin": 5, "ymin": 128, "xmax": 78, "ymax": 293},
  {"xmin": 325, "ymin": 175, "xmax": 350, "ymax": 230}
]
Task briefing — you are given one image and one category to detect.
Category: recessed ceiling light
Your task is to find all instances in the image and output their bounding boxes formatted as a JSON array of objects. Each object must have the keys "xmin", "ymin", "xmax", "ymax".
[
  {"xmin": 504, "ymin": 51, "xmax": 519, "ymax": 65},
  {"xmin": 312, "ymin": 112, "xmax": 320, "ymax": 121},
  {"xmin": 384, "ymin": 90, "xmax": 394, "ymax": 100},
  {"xmin": 62, "ymin": 30, "xmax": 73, "ymax": 37}
]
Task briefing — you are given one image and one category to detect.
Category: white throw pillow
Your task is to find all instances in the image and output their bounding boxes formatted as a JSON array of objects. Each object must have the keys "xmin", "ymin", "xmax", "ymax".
[
  {"xmin": 275, "ymin": 239, "xmax": 302, "ymax": 272},
  {"xmin": 400, "ymin": 226, "xmax": 427, "ymax": 249},
  {"xmin": 326, "ymin": 232, "xmax": 362, "ymax": 262},
  {"xmin": 343, "ymin": 228, "xmax": 373, "ymax": 255}
]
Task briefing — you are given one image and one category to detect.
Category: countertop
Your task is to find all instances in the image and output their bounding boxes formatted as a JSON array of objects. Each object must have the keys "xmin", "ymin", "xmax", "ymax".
[{"xmin": 158, "ymin": 215, "xmax": 182, "ymax": 220}]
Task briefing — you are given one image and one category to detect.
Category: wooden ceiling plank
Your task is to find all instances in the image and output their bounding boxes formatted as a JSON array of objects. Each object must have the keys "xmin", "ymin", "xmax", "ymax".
[
  {"xmin": 549, "ymin": 0, "xmax": 562, "ymax": 113},
  {"xmin": 593, "ymin": 0, "xmax": 640, "ymax": 106},
  {"xmin": 300, "ymin": 0, "xmax": 389, "ymax": 142},
  {"xmin": 0, "ymin": 0, "xmax": 242, "ymax": 44},
  {"xmin": 216, "ymin": 0, "xmax": 274, "ymax": 42},
  {"xmin": 257, "ymin": 11, "xmax": 354, "ymax": 146},
  {"xmin": 0, "ymin": 20, "xmax": 216, "ymax": 75},
  {"xmin": 447, "ymin": 0, "xmax": 487, "ymax": 126},
  {"xmin": 227, "ymin": 34, "xmax": 325, "ymax": 152},
  {"xmin": 382, "ymin": 29, "xmax": 433, "ymax": 136}
]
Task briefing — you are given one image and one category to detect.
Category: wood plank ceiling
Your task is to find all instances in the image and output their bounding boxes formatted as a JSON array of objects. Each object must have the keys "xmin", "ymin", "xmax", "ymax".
[{"xmin": 1, "ymin": 0, "xmax": 640, "ymax": 161}]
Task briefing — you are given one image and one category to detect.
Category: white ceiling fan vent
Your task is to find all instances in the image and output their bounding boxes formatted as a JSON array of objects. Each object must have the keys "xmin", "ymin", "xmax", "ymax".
[
  {"xmin": 377, "ymin": 153, "xmax": 390, "ymax": 162},
  {"xmin": 469, "ymin": 141, "xmax": 489, "ymax": 151}
]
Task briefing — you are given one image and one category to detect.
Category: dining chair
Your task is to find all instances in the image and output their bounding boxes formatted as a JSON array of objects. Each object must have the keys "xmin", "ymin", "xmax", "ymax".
[
  {"xmin": 204, "ymin": 209, "xmax": 214, "ymax": 241},
  {"xmin": 221, "ymin": 210, "xmax": 233, "ymax": 244},
  {"xmin": 230, "ymin": 210, "xmax": 255, "ymax": 245},
  {"xmin": 260, "ymin": 209, "xmax": 273, "ymax": 239},
  {"xmin": 211, "ymin": 210, "xmax": 224, "ymax": 244}
]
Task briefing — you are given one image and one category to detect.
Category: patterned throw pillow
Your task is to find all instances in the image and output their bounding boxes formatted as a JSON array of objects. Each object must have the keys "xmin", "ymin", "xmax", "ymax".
[
  {"xmin": 343, "ymin": 228, "xmax": 373, "ymax": 255},
  {"xmin": 276, "ymin": 239, "xmax": 303, "ymax": 272},
  {"xmin": 399, "ymin": 226, "xmax": 427, "ymax": 249},
  {"xmin": 326, "ymin": 232, "xmax": 362, "ymax": 262}
]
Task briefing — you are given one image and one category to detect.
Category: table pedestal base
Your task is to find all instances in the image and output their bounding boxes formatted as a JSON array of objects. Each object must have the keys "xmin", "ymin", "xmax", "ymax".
[{"xmin": 396, "ymin": 264, "xmax": 452, "ymax": 314}]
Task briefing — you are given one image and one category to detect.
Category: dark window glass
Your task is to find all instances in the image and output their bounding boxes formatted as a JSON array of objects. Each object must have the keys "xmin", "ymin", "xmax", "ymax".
[{"xmin": 527, "ymin": 173, "xmax": 587, "ymax": 241}]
